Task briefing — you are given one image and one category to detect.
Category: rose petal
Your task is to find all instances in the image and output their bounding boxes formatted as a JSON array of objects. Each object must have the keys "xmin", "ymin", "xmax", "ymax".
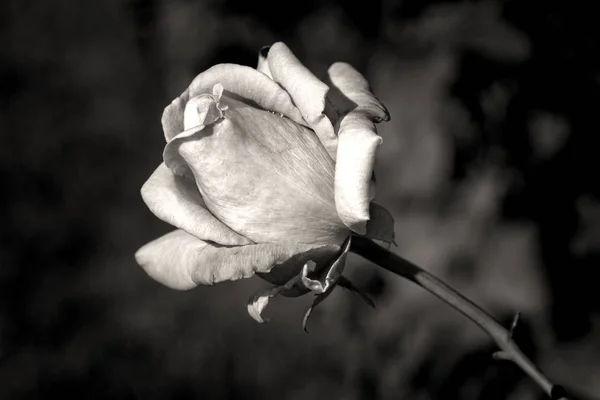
[
  {"xmin": 364, "ymin": 202, "xmax": 395, "ymax": 244},
  {"xmin": 327, "ymin": 62, "xmax": 390, "ymax": 122},
  {"xmin": 256, "ymin": 46, "xmax": 272, "ymax": 78},
  {"xmin": 266, "ymin": 42, "xmax": 338, "ymax": 159},
  {"xmin": 174, "ymin": 96, "xmax": 350, "ymax": 246},
  {"xmin": 182, "ymin": 87, "xmax": 226, "ymax": 131},
  {"xmin": 163, "ymin": 89, "xmax": 228, "ymax": 179},
  {"xmin": 135, "ymin": 229, "xmax": 339, "ymax": 290},
  {"xmin": 162, "ymin": 96, "xmax": 186, "ymax": 142},
  {"xmin": 334, "ymin": 113, "xmax": 382, "ymax": 234},
  {"xmin": 140, "ymin": 163, "xmax": 252, "ymax": 246},
  {"xmin": 161, "ymin": 64, "xmax": 307, "ymax": 141},
  {"xmin": 327, "ymin": 63, "xmax": 389, "ymax": 232}
]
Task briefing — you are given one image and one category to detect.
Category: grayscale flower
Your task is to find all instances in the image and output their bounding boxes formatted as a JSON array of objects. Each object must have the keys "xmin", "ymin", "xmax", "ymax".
[{"xmin": 135, "ymin": 42, "xmax": 394, "ymax": 326}]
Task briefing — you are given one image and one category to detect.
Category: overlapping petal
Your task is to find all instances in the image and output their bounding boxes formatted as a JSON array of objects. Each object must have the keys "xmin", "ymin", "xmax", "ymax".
[
  {"xmin": 135, "ymin": 229, "xmax": 339, "ymax": 290},
  {"xmin": 327, "ymin": 63, "xmax": 389, "ymax": 235},
  {"xmin": 161, "ymin": 63, "xmax": 308, "ymax": 141},
  {"xmin": 327, "ymin": 62, "xmax": 390, "ymax": 122},
  {"xmin": 266, "ymin": 42, "xmax": 338, "ymax": 159},
  {"xmin": 173, "ymin": 96, "xmax": 350, "ymax": 246},
  {"xmin": 334, "ymin": 114, "xmax": 382, "ymax": 234},
  {"xmin": 140, "ymin": 162, "xmax": 252, "ymax": 246},
  {"xmin": 163, "ymin": 86, "xmax": 229, "ymax": 178}
]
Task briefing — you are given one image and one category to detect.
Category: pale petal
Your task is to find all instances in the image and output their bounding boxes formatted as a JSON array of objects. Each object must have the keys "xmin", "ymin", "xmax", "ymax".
[
  {"xmin": 364, "ymin": 202, "xmax": 395, "ymax": 244},
  {"xmin": 327, "ymin": 64, "xmax": 389, "ymax": 235},
  {"xmin": 135, "ymin": 229, "xmax": 339, "ymax": 290},
  {"xmin": 162, "ymin": 96, "xmax": 186, "ymax": 143},
  {"xmin": 182, "ymin": 87, "xmax": 226, "ymax": 131},
  {"xmin": 163, "ymin": 90, "xmax": 228, "ymax": 179},
  {"xmin": 256, "ymin": 46, "xmax": 272, "ymax": 78},
  {"xmin": 334, "ymin": 113, "xmax": 382, "ymax": 234},
  {"xmin": 141, "ymin": 163, "xmax": 252, "ymax": 246},
  {"xmin": 327, "ymin": 62, "xmax": 390, "ymax": 122},
  {"xmin": 267, "ymin": 42, "xmax": 338, "ymax": 159},
  {"xmin": 161, "ymin": 64, "xmax": 307, "ymax": 142},
  {"xmin": 174, "ymin": 96, "xmax": 350, "ymax": 246}
]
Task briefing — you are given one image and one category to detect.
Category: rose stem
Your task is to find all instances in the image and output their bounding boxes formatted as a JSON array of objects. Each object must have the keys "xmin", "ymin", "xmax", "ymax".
[{"xmin": 350, "ymin": 235, "xmax": 569, "ymax": 400}]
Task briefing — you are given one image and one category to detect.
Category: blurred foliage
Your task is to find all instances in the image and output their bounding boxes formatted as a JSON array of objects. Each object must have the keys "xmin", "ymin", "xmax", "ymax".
[{"xmin": 1, "ymin": 0, "xmax": 599, "ymax": 399}]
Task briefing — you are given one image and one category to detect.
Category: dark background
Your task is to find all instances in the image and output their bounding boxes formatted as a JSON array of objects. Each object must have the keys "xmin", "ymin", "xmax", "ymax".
[{"xmin": 1, "ymin": 0, "xmax": 599, "ymax": 399}]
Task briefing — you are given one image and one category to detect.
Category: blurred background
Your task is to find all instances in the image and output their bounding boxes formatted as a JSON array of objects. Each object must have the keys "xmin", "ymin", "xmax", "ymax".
[{"xmin": 1, "ymin": 0, "xmax": 599, "ymax": 399}]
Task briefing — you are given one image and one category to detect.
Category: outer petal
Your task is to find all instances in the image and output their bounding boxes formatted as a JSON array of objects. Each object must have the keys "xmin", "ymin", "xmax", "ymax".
[
  {"xmin": 267, "ymin": 42, "xmax": 338, "ymax": 159},
  {"xmin": 162, "ymin": 96, "xmax": 187, "ymax": 142},
  {"xmin": 327, "ymin": 64, "xmax": 386, "ymax": 207},
  {"xmin": 135, "ymin": 230, "xmax": 340, "ymax": 290},
  {"xmin": 163, "ymin": 89, "xmax": 228, "ymax": 179},
  {"xmin": 327, "ymin": 62, "xmax": 390, "ymax": 122},
  {"xmin": 140, "ymin": 163, "xmax": 252, "ymax": 246},
  {"xmin": 161, "ymin": 63, "xmax": 307, "ymax": 141},
  {"xmin": 364, "ymin": 202, "xmax": 395, "ymax": 244},
  {"xmin": 328, "ymin": 63, "xmax": 389, "ymax": 235},
  {"xmin": 174, "ymin": 96, "xmax": 350, "ymax": 246},
  {"xmin": 334, "ymin": 113, "xmax": 382, "ymax": 234}
]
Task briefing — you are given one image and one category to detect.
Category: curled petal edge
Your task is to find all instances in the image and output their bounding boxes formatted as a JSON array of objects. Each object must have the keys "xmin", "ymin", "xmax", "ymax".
[
  {"xmin": 327, "ymin": 62, "xmax": 390, "ymax": 122},
  {"xmin": 135, "ymin": 229, "xmax": 339, "ymax": 291},
  {"xmin": 140, "ymin": 162, "xmax": 252, "ymax": 246},
  {"xmin": 334, "ymin": 113, "xmax": 382, "ymax": 235},
  {"xmin": 162, "ymin": 87, "xmax": 227, "ymax": 178},
  {"xmin": 161, "ymin": 63, "xmax": 308, "ymax": 142},
  {"xmin": 267, "ymin": 42, "xmax": 338, "ymax": 159}
]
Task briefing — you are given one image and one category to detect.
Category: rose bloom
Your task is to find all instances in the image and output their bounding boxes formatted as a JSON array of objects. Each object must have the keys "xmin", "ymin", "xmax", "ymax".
[{"xmin": 135, "ymin": 42, "xmax": 394, "ymax": 324}]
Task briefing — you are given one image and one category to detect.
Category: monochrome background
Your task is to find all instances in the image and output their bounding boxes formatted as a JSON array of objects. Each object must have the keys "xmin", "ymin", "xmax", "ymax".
[{"xmin": 1, "ymin": 1, "xmax": 599, "ymax": 399}]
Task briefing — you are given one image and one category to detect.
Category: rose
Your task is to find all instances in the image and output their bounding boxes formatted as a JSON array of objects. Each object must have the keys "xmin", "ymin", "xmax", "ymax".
[{"xmin": 135, "ymin": 42, "xmax": 394, "ymax": 324}]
